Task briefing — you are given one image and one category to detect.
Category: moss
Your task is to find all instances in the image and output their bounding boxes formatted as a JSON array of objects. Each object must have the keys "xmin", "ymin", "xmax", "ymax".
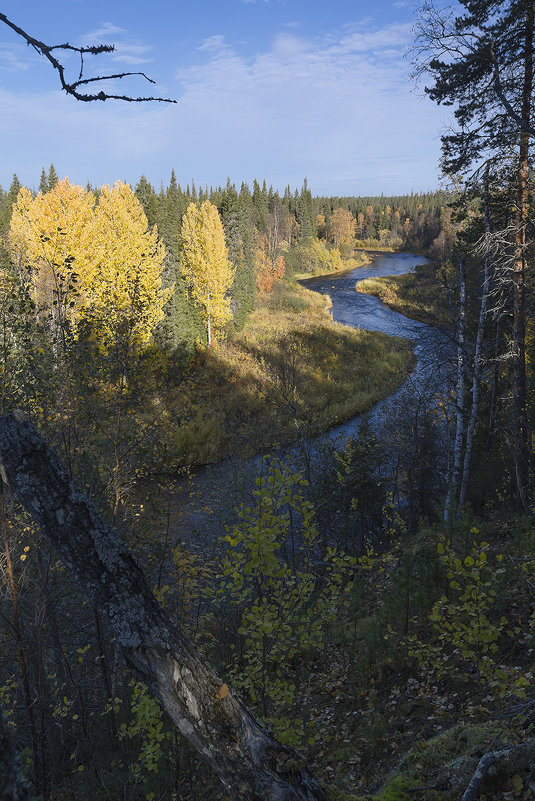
[
  {"xmin": 383, "ymin": 723, "xmax": 504, "ymax": 800},
  {"xmin": 322, "ymin": 784, "xmax": 376, "ymax": 801},
  {"xmin": 323, "ymin": 775, "xmax": 413, "ymax": 801},
  {"xmin": 380, "ymin": 776, "xmax": 413, "ymax": 801}
]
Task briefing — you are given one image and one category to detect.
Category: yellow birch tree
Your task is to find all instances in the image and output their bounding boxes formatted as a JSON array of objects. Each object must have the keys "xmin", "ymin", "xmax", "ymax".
[
  {"xmin": 180, "ymin": 200, "xmax": 234, "ymax": 345},
  {"xmin": 7, "ymin": 180, "xmax": 169, "ymax": 353},
  {"xmin": 89, "ymin": 181, "xmax": 170, "ymax": 350},
  {"xmin": 328, "ymin": 208, "xmax": 356, "ymax": 248},
  {"xmin": 8, "ymin": 180, "xmax": 95, "ymax": 345}
]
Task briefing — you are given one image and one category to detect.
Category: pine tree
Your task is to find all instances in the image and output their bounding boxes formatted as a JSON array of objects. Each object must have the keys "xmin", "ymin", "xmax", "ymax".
[
  {"xmin": 7, "ymin": 175, "xmax": 21, "ymax": 207},
  {"xmin": 154, "ymin": 172, "xmax": 205, "ymax": 352},
  {"xmin": 414, "ymin": 0, "xmax": 535, "ymax": 508},
  {"xmin": 252, "ymin": 179, "xmax": 269, "ymax": 233},
  {"xmin": 297, "ymin": 178, "xmax": 316, "ymax": 241},
  {"xmin": 135, "ymin": 175, "xmax": 159, "ymax": 226},
  {"xmin": 219, "ymin": 180, "xmax": 256, "ymax": 330}
]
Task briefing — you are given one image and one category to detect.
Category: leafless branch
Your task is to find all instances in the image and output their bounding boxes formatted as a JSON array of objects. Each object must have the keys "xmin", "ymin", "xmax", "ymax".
[{"xmin": 0, "ymin": 12, "xmax": 177, "ymax": 104}]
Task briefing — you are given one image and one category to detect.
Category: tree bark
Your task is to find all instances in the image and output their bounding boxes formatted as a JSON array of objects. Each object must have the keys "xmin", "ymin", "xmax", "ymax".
[
  {"xmin": 512, "ymin": 3, "xmax": 534, "ymax": 512},
  {"xmin": 457, "ymin": 177, "xmax": 492, "ymax": 516},
  {"xmin": 444, "ymin": 256, "xmax": 466, "ymax": 526},
  {"xmin": 0, "ymin": 412, "xmax": 327, "ymax": 801}
]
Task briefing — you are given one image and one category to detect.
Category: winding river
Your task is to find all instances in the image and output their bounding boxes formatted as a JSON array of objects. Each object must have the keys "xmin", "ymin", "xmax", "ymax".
[
  {"xmin": 162, "ymin": 251, "xmax": 453, "ymax": 544},
  {"xmin": 300, "ymin": 251, "xmax": 452, "ymax": 444}
]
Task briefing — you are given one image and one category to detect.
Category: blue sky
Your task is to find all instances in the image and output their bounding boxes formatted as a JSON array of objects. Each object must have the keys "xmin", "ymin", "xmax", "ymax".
[{"xmin": 0, "ymin": 0, "xmax": 451, "ymax": 196}]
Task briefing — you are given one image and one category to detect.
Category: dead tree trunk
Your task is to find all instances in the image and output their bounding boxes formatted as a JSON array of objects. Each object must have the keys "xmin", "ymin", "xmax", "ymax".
[
  {"xmin": 444, "ymin": 255, "xmax": 466, "ymax": 526},
  {"xmin": 0, "ymin": 412, "xmax": 327, "ymax": 801},
  {"xmin": 457, "ymin": 176, "xmax": 492, "ymax": 516}
]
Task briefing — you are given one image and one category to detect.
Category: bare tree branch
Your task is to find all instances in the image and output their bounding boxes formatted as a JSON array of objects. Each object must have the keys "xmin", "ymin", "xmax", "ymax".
[{"xmin": 0, "ymin": 12, "xmax": 177, "ymax": 103}]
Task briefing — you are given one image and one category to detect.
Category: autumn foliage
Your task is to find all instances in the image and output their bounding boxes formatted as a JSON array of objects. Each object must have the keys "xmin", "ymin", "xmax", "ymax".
[
  {"xmin": 180, "ymin": 200, "xmax": 235, "ymax": 345},
  {"xmin": 8, "ymin": 179, "xmax": 169, "ymax": 348},
  {"xmin": 255, "ymin": 232, "xmax": 286, "ymax": 293},
  {"xmin": 328, "ymin": 207, "xmax": 356, "ymax": 248}
]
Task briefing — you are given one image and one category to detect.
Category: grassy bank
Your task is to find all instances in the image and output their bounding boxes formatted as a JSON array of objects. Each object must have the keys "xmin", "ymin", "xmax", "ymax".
[
  {"xmin": 286, "ymin": 239, "xmax": 371, "ymax": 280},
  {"xmin": 161, "ymin": 279, "xmax": 414, "ymax": 467},
  {"xmin": 355, "ymin": 261, "xmax": 450, "ymax": 326},
  {"xmin": 355, "ymin": 242, "xmax": 395, "ymax": 252}
]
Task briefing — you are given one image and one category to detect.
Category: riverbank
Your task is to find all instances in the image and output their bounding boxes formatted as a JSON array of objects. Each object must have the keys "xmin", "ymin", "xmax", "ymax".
[
  {"xmin": 355, "ymin": 260, "xmax": 450, "ymax": 326},
  {"xmin": 287, "ymin": 239, "xmax": 371, "ymax": 280},
  {"xmin": 159, "ymin": 277, "xmax": 414, "ymax": 468},
  {"xmin": 292, "ymin": 251, "xmax": 370, "ymax": 280}
]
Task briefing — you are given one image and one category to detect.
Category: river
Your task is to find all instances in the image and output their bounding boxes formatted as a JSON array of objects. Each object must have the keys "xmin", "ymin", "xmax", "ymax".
[
  {"xmin": 153, "ymin": 252, "xmax": 453, "ymax": 544},
  {"xmin": 299, "ymin": 251, "xmax": 452, "ymax": 443}
]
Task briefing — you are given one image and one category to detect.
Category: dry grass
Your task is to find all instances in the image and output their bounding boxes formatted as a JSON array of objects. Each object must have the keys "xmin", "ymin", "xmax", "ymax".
[
  {"xmin": 160, "ymin": 281, "xmax": 414, "ymax": 467},
  {"xmin": 356, "ymin": 262, "xmax": 450, "ymax": 326}
]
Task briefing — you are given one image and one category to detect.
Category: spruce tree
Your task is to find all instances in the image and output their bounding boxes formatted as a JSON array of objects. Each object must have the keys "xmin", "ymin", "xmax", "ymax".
[
  {"xmin": 8, "ymin": 174, "xmax": 21, "ymax": 205},
  {"xmin": 38, "ymin": 167, "xmax": 48, "ymax": 194},
  {"xmin": 47, "ymin": 163, "xmax": 58, "ymax": 190},
  {"xmin": 134, "ymin": 175, "xmax": 159, "ymax": 226},
  {"xmin": 252, "ymin": 178, "xmax": 269, "ymax": 233},
  {"xmin": 414, "ymin": 0, "xmax": 535, "ymax": 508}
]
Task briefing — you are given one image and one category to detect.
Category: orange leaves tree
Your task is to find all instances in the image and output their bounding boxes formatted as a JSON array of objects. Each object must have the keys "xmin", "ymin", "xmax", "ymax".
[
  {"xmin": 180, "ymin": 200, "xmax": 234, "ymax": 345},
  {"xmin": 254, "ymin": 232, "xmax": 286, "ymax": 294}
]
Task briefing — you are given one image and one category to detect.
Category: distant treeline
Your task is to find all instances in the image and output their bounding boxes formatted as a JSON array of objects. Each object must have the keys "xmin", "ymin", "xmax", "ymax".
[{"xmin": 0, "ymin": 166, "xmax": 448, "ymax": 353}]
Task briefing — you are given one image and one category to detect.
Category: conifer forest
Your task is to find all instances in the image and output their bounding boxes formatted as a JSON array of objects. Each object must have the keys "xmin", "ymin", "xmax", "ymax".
[{"xmin": 1, "ymin": 2, "xmax": 535, "ymax": 801}]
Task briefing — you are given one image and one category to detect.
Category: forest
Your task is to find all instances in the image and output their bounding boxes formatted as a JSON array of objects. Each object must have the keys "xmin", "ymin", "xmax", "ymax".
[{"xmin": 1, "ymin": 1, "xmax": 535, "ymax": 801}]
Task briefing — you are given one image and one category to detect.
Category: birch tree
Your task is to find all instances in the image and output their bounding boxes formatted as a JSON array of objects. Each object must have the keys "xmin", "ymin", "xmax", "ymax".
[
  {"xmin": 7, "ymin": 180, "xmax": 170, "ymax": 354},
  {"xmin": 180, "ymin": 201, "xmax": 235, "ymax": 345},
  {"xmin": 89, "ymin": 181, "xmax": 170, "ymax": 351}
]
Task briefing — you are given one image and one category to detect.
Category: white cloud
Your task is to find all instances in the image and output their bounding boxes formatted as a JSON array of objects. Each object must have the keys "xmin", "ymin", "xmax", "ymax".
[
  {"xmin": 78, "ymin": 23, "xmax": 153, "ymax": 67},
  {"xmin": 111, "ymin": 43, "xmax": 152, "ymax": 66},
  {"xmin": 0, "ymin": 43, "xmax": 34, "ymax": 72},
  {"xmin": 0, "ymin": 20, "xmax": 449, "ymax": 195},
  {"xmin": 198, "ymin": 35, "xmax": 229, "ymax": 53},
  {"xmin": 171, "ymin": 23, "xmax": 448, "ymax": 193},
  {"xmin": 80, "ymin": 23, "xmax": 127, "ymax": 43},
  {"xmin": 337, "ymin": 22, "xmax": 413, "ymax": 53}
]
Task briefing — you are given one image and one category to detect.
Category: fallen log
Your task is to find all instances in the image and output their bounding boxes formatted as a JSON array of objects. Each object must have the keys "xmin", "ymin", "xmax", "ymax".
[{"xmin": 0, "ymin": 411, "xmax": 327, "ymax": 801}]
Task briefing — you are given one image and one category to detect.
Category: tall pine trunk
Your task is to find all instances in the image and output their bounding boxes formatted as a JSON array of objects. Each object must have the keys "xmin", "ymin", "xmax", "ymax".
[{"xmin": 513, "ymin": 3, "xmax": 534, "ymax": 512}]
